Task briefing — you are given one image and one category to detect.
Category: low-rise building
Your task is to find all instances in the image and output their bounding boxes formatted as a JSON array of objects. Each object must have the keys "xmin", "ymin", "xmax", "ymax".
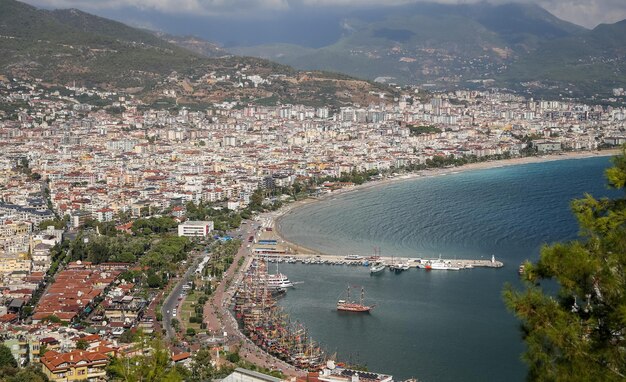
[
  {"xmin": 40, "ymin": 349, "xmax": 109, "ymax": 382},
  {"xmin": 0, "ymin": 252, "xmax": 31, "ymax": 275},
  {"xmin": 222, "ymin": 367, "xmax": 283, "ymax": 382},
  {"xmin": 177, "ymin": 220, "xmax": 214, "ymax": 237},
  {"xmin": 3, "ymin": 337, "xmax": 33, "ymax": 366},
  {"xmin": 32, "ymin": 243, "xmax": 53, "ymax": 272},
  {"xmin": 94, "ymin": 208, "xmax": 114, "ymax": 223},
  {"xmin": 532, "ymin": 140, "xmax": 562, "ymax": 153}
]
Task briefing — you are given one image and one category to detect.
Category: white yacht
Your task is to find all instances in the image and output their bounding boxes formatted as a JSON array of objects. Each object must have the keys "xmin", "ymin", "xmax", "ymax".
[
  {"xmin": 265, "ymin": 273, "xmax": 294, "ymax": 289},
  {"xmin": 425, "ymin": 260, "xmax": 461, "ymax": 271},
  {"xmin": 370, "ymin": 262, "xmax": 386, "ymax": 274}
]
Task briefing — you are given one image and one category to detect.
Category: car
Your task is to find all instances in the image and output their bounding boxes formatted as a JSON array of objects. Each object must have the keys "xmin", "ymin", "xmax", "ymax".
[{"xmin": 172, "ymin": 312, "xmax": 177, "ymax": 317}]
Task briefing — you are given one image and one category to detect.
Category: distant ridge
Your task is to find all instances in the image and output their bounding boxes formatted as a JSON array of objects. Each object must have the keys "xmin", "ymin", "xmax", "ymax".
[
  {"xmin": 0, "ymin": 0, "xmax": 202, "ymax": 87},
  {"xmin": 227, "ymin": 1, "xmax": 625, "ymax": 97},
  {"xmin": 0, "ymin": 0, "xmax": 395, "ymax": 107},
  {"xmin": 500, "ymin": 16, "xmax": 626, "ymax": 96}
]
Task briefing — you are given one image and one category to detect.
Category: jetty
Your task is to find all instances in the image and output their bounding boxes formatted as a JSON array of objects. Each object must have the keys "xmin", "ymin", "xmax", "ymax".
[{"xmin": 255, "ymin": 253, "xmax": 504, "ymax": 269}]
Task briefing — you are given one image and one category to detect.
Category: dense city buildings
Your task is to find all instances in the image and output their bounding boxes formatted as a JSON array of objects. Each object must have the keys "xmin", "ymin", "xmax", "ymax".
[{"xmin": 1, "ymin": 74, "xmax": 625, "ymax": 381}]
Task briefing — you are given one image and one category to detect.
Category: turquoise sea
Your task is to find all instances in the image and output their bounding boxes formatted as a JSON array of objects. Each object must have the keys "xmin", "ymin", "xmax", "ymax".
[{"xmin": 275, "ymin": 156, "xmax": 620, "ymax": 382}]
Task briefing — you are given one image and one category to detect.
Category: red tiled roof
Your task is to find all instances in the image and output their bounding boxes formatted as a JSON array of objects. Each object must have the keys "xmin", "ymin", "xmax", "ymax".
[
  {"xmin": 41, "ymin": 349, "xmax": 109, "ymax": 372},
  {"xmin": 0, "ymin": 313, "xmax": 18, "ymax": 323},
  {"xmin": 171, "ymin": 352, "xmax": 191, "ymax": 362}
]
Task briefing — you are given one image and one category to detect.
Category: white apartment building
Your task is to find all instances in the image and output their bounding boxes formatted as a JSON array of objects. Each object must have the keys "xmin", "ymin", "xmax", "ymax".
[{"xmin": 177, "ymin": 221, "xmax": 214, "ymax": 237}]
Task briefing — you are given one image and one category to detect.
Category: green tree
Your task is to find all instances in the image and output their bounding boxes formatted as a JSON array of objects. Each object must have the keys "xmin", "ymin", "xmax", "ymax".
[
  {"xmin": 189, "ymin": 347, "xmax": 214, "ymax": 382},
  {"xmin": 119, "ymin": 330, "xmax": 137, "ymax": 344},
  {"xmin": 42, "ymin": 314, "xmax": 61, "ymax": 324},
  {"xmin": 76, "ymin": 339, "xmax": 89, "ymax": 350},
  {"xmin": 38, "ymin": 344, "xmax": 48, "ymax": 358},
  {"xmin": 226, "ymin": 352, "xmax": 240, "ymax": 363},
  {"xmin": 0, "ymin": 364, "xmax": 50, "ymax": 382},
  {"xmin": 171, "ymin": 318, "xmax": 180, "ymax": 329},
  {"xmin": 107, "ymin": 339, "xmax": 182, "ymax": 382},
  {"xmin": 132, "ymin": 217, "xmax": 177, "ymax": 235},
  {"xmin": 0, "ymin": 344, "xmax": 17, "ymax": 368},
  {"xmin": 504, "ymin": 147, "xmax": 626, "ymax": 381},
  {"xmin": 146, "ymin": 270, "xmax": 163, "ymax": 288},
  {"xmin": 38, "ymin": 219, "xmax": 65, "ymax": 230},
  {"xmin": 249, "ymin": 189, "xmax": 264, "ymax": 210}
]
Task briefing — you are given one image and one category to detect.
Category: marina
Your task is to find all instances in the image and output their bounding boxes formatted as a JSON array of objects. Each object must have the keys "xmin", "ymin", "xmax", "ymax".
[{"xmin": 234, "ymin": 258, "xmax": 326, "ymax": 371}]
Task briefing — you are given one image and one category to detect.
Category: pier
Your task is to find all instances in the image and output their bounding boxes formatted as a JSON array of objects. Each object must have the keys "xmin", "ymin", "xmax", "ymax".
[{"xmin": 255, "ymin": 253, "xmax": 504, "ymax": 269}]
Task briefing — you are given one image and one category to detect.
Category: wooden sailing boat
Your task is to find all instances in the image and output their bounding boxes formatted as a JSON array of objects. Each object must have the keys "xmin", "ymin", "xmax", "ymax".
[{"xmin": 337, "ymin": 285, "xmax": 374, "ymax": 313}]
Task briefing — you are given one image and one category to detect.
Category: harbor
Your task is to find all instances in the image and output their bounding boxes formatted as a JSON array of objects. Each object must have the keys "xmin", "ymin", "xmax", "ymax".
[
  {"xmin": 243, "ymin": 205, "xmax": 506, "ymax": 271},
  {"xmin": 249, "ymin": 220, "xmax": 504, "ymax": 270},
  {"xmin": 240, "ymin": 157, "xmax": 615, "ymax": 381}
]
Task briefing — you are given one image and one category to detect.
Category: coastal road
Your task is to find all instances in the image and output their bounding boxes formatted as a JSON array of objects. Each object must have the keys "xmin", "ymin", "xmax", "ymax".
[
  {"xmin": 203, "ymin": 218, "xmax": 304, "ymax": 376},
  {"xmin": 162, "ymin": 249, "xmax": 206, "ymax": 341},
  {"xmin": 203, "ymin": 220, "xmax": 258, "ymax": 337}
]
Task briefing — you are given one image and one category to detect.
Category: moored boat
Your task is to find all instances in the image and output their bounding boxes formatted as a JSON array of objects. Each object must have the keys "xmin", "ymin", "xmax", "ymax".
[
  {"xmin": 265, "ymin": 273, "xmax": 294, "ymax": 289},
  {"xmin": 425, "ymin": 260, "xmax": 461, "ymax": 271},
  {"xmin": 370, "ymin": 262, "xmax": 386, "ymax": 274},
  {"xmin": 389, "ymin": 262, "xmax": 410, "ymax": 273}
]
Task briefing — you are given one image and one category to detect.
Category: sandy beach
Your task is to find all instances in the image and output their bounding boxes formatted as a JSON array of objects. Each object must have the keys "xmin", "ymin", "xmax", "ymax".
[{"xmin": 271, "ymin": 149, "xmax": 620, "ymax": 257}]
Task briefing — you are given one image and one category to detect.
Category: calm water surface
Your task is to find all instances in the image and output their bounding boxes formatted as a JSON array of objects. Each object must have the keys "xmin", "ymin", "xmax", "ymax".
[{"xmin": 276, "ymin": 157, "xmax": 619, "ymax": 382}]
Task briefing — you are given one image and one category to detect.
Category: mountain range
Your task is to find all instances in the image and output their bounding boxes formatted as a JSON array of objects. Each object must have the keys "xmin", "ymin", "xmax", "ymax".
[
  {"xmin": 226, "ymin": 2, "xmax": 626, "ymax": 98},
  {"xmin": 1, "ymin": 0, "xmax": 625, "ymax": 102},
  {"xmin": 0, "ymin": 0, "xmax": 202, "ymax": 88},
  {"xmin": 0, "ymin": 0, "xmax": 392, "ymax": 108}
]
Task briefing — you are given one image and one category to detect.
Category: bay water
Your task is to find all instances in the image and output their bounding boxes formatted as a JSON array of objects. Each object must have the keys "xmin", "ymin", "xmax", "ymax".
[{"xmin": 276, "ymin": 156, "xmax": 620, "ymax": 381}]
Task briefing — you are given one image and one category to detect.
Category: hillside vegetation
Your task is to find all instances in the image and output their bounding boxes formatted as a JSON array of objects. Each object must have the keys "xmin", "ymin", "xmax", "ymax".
[{"xmin": 0, "ymin": 0, "xmax": 396, "ymax": 107}]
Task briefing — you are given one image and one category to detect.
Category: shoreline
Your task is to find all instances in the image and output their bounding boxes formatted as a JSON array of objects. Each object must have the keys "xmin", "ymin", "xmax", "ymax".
[{"xmin": 272, "ymin": 149, "xmax": 619, "ymax": 257}]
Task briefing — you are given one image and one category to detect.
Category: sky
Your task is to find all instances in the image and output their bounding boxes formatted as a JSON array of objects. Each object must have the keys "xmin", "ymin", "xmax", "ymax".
[{"xmin": 20, "ymin": 0, "xmax": 626, "ymax": 29}]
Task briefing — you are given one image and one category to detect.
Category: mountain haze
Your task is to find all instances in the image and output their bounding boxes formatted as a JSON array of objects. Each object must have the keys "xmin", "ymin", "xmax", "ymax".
[
  {"xmin": 501, "ymin": 19, "xmax": 626, "ymax": 96},
  {"xmin": 231, "ymin": 2, "xmax": 585, "ymax": 85},
  {"xmin": 222, "ymin": 2, "xmax": 625, "ymax": 97}
]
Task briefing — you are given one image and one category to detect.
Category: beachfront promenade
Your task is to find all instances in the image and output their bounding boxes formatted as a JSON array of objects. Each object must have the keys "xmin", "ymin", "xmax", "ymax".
[{"xmin": 202, "ymin": 220, "xmax": 305, "ymax": 377}]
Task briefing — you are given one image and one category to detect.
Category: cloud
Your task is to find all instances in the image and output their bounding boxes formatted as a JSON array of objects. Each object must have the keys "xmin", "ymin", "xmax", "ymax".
[
  {"xmin": 20, "ymin": 0, "xmax": 626, "ymax": 27},
  {"xmin": 536, "ymin": 0, "xmax": 626, "ymax": 28}
]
